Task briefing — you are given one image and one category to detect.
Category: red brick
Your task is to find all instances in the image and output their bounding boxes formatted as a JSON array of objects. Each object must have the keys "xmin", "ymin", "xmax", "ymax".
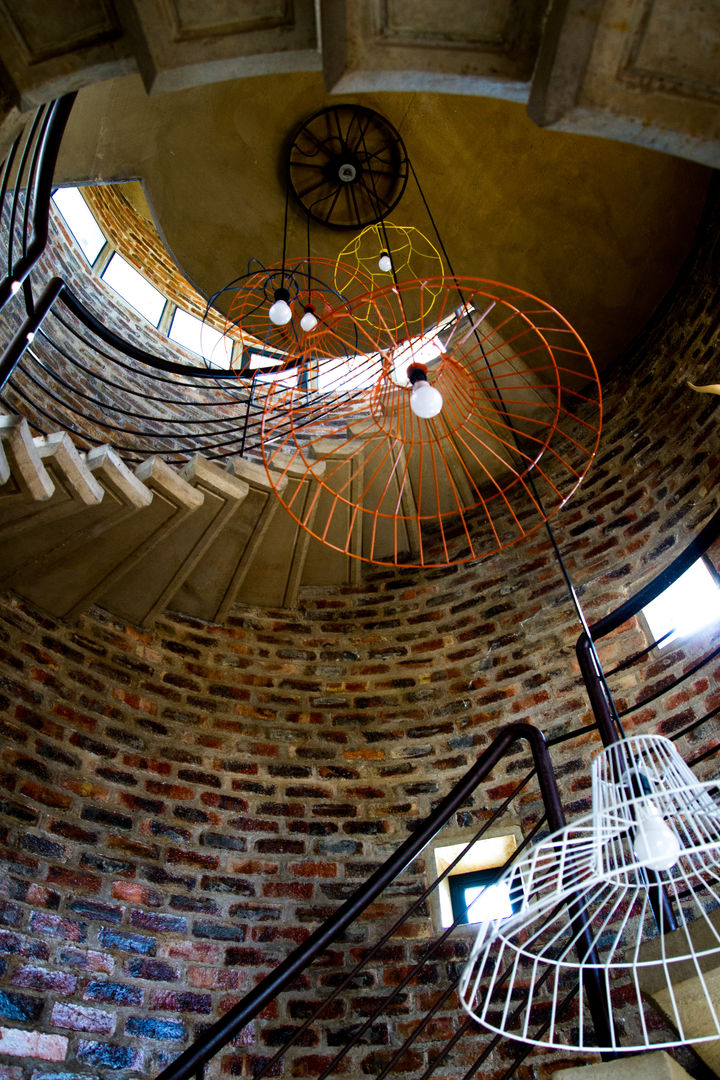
[
  {"xmin": 0, "ymin": 1027, "xmax": 68, "ymax": 1061},
  {"xmin": 50, "ymin": 1002, "xmax": 115, "ymax": 1034}
]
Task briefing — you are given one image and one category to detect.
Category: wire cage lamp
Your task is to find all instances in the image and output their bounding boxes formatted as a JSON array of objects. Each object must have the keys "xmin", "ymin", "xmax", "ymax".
[
  {"xmin": 459, "ymin": 733, "xmax": 720, "ymax": 1053},
  {"xmin": 259, "ymin": 275, "xmax": 602, "ymax": 568}
]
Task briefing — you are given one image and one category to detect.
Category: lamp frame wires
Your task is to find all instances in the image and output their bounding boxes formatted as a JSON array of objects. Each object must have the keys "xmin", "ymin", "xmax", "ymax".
[
  {"xmin": 260, "ymin": 274, "xmax": 601, "ymax": 568},
  {"xmin": 459, "ymin": 734, "xmax": 720, "ymax": 1053}
]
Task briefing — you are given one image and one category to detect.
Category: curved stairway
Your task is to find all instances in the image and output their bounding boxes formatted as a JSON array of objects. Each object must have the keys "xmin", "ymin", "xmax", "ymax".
[{"xmin": 0, "ymin": 413, "xmax": 346, "ymax": 621}]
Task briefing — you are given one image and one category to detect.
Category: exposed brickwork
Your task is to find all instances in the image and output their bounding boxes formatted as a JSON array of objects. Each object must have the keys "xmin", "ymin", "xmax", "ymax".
[
  {"xmin": 0, "ymin": 188, "xmax": 719, "ymax": 1078},
  {"xmin": 81, "ymin": 186, "xmax": 228, "ymax": 333},
  {"xmin": 0, "ymin": 200, "xmax": 254, "ymax": 465}
]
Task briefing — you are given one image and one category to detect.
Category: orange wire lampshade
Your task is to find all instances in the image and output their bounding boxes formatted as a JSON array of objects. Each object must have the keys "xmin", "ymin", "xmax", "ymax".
[{"xmin": 260, "ymin": 276, "xmax": 602, "ymax": 568}]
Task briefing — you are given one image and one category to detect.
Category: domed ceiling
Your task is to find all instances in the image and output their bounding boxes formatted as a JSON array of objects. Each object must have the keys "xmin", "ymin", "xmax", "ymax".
[{"xmin": 56, "ymin": 70, "xmax": 711, "ymax": 371}]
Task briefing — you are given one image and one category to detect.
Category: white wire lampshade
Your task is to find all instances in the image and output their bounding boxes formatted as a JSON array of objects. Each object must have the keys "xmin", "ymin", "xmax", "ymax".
[{"xmin": 459, "ymin": 734, "xmax": 720, "ymax": 1053}]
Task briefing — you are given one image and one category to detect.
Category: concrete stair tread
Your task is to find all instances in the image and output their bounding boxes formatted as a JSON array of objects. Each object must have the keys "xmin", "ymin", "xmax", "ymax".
[
  {"xmin": 0, "ymin": 424, "xmax": 380, "ymax": 620},
  {"xmin": 98, "ymin": 455, "xmax": 249, "ymax": 626},
  {"xmin": 35, "ymin": 431, "xmax": 105, "ymax": 504},
  {"xmin": 555, "ymin": 1050, "xmax": 695, "ymax": 1080},
  {"xmin": 10, "ymin": 455, "xmax": 199, "ymax": 620},
  {"xmin": 0, "ymin": 415, "xmax": 54, "ymax": 500},
  {"xmin": 86, "ymin": 445, "xmax": 154, "ymax": 508}
]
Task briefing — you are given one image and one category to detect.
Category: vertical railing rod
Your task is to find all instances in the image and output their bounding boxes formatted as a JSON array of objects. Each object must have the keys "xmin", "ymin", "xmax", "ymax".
[
  {"xmin": 155, "ymin": 723, "xmax": 615, "ymax": 1080},
  {"xmin": 0, "ymin": 94, "xmax": 76, "ymax": 312},
  {"xmin": 240, "ymin": 371, "xmax": 258, "ymax": 457},
  {"xmin": 250, "ymin": 772, "xmax": 549, "ymax": 1080},
  {"xmin": 0, "ymin": 131, "xmax": 21, "ymax": 222},
  {"xmin": 4, "ymin": 103, "xmax": 47, "ymax": 284},
  {"xmin": 0, "ymin": 276, "xmax": 64, "ymax": 392}
]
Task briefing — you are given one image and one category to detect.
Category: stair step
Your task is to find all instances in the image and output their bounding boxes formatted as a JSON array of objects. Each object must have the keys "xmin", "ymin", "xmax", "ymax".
[
  {"xmin": 635, "ymin": 907, "xmax": 720, "ymax": 1076},
  {"xmin": 0, "ymin": 442, "xmax": 150, "ymax": 585},
  {"xmin": 554, "ymin": 1050, "xmax": 694, "ymax": 1080},
  {"xmin": 11, "ymin": 456, "xmax": 200, "ymax": 621},
  {"xmin": 0, "ymin": 415, "xmax": 54, "ymax": 501},
  {"xmin": 232, "ymin": 455, "xmax": 324, "ymax": 610},
  {"xmin": 0, "ymin": 431, "xmax": 103, "ymax": 539},
  {"xmin": 0, "ymin": 418, "xmax": 380, "ymax": 620},
  {"xmin": 172, "ymin": 456, "xmax": 295, "ymax": 619},
  {"xmin": 97, "ymin": 455, "xmax": 249, "ymax": 627}
]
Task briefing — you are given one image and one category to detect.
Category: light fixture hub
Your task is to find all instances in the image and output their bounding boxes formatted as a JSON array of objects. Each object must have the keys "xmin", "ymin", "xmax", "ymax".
[{"xmin": 338, "ymin": 162, "xmax": 357, "ymax": 183}]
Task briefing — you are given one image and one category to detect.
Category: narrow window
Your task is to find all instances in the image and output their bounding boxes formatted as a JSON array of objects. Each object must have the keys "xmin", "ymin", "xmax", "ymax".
[
  {"xmin": 432, "ymin": 832, "xmax": 519, "ymax": 929},
  {"xmin": 169, "ymin": 309, "xmax": 233, "ymax": 367},
  {"xmin": 102, "ymin": 253, "xmax": 165, "ymax": 325},
  {"xmin": 642, "ymin": 558, "xmax": 720, "ymax": 648},
  {"xmin": 51, "ymin": 186, "xmax": 105, "ymax": 264}
]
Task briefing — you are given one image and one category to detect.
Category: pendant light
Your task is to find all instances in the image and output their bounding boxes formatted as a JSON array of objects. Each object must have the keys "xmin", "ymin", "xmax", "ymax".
[
  {"xmin": 459, "ymin": 734, "xmax": 720, "ymax": 1053},
  {"xmin": 407, "ymin": 362, "xmax": 443, "ymax": 418}
]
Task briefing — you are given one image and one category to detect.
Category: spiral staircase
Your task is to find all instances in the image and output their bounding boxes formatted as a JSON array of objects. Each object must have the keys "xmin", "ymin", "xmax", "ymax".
[{"xmin": 0, "ymin": 412, "xmax": 349, "ymax": 621}]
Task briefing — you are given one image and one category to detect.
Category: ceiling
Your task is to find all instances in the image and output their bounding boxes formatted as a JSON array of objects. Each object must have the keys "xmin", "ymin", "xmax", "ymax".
[{"xmin": 54, "ymin": 69, "xmax": 711, "ymax": 372}]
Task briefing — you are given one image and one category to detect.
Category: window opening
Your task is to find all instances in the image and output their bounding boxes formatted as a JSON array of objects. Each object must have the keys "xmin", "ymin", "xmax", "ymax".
[
  {"xmin": 102, "ymin": 253, "xmax": 165, "ymax": 326},
  {"xmin": 51, "ymin": 186, "xmax": 105, "ymax": 264},
  {"xmin": 433, "ymin": 832, "xmax": 518, "ymax": 929},
  {"xmin": 169, "ymin": 308, "xmax": 233, "ymax": 367},
  {"xmin": 317, "ymin": 354, "xmax": 382, "ymax": 394},
  {"xmin": 642, "ymin": 557, "xmax": 720, "ymax": 648},
  {"xmin": 449, "ymin": 866, "xmax": 521, "ymax": 925}
]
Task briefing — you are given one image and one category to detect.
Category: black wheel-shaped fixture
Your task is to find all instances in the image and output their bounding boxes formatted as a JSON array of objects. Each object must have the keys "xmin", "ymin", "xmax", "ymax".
[{"xmin": 288, "ymin": 105, "xmax": 409, "ymax": 229}]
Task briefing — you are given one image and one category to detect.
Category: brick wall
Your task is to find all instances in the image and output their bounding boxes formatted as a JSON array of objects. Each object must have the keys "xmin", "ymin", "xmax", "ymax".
[{"xmin": 0, "ymin": 185, "xmax": 719, "ymax": 1076}]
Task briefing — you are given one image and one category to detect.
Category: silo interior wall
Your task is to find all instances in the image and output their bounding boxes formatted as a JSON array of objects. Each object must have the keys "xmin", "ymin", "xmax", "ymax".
[{"xmin": 0, "ymin": 186, "xmax": 718, "ymax": 1076}]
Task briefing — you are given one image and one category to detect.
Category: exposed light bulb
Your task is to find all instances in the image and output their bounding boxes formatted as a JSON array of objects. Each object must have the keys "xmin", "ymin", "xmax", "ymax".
[
  {"xmin": 378, "ymin": 251, "xmax": 392, "ymax": 273},
  {"xmin": 300, "ymin": 306, "xmax": 317, "ymax": 332},
  {"xmin": 269, "ymin": 288, "xmax": 292, "ymax": 326},
  {"xmin": 632, "ymin": 802, "xmax": 681, "ymax": 871},
  {"xmin": 26, "ymin": 331, "xmax": 35, "ymax": 343},
  {"xmin": 10, "ymin": 280, "xmax": 21, "ymax": 295},
  {"xmin": 410, "ymin": 380, "xmax": 443, "ymax": 419}
]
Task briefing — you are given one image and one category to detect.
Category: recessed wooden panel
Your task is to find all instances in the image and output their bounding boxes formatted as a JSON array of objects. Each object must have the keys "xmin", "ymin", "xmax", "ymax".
[
  {"xmin": 623, "ymin": 0, "xmax": 720, "ymax": 100},
  {"xmin": 0, "ymin": 0, "xmax": 121, "ymax": 62},
  {"xmin": 380, "ymin": 0, "xmax": 510, "ymax": 47},
  {"xmin": 167, "ymin": 0, "xmax": 294, "ymax": 41}
]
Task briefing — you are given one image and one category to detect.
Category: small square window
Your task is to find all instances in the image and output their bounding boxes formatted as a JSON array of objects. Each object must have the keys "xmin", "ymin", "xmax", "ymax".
[
  {"xmin": 642, "ymin": 558, "xmax": 720, "ymax": 648},
  {"xmin": 431, "ymin": 831, "xmax": 519, "ymax": 929},
  {"xmin": 449, "ymin": 867, "xmax": 521, "ymax": 925}
]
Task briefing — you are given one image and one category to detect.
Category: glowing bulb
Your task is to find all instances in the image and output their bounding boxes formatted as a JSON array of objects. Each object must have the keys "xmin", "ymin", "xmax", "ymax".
[
  {"xmin": 10, "ymin": 280, "xmax": 21, "ymax": 295},
  {"xmin": 300, "ymin": 306, "xmax": 317, "ymax": 332},
  {"xmin": 410, "ymin": 380, "xmax": 443, "ymax": 419},
  {"xmin": 26, "ymin": 331, "xmax": 35, "ymax": 343},
  {"xmin": 269, "ymin": 288, "xmax": 292, "ymax": 326},
  {"xmin": 378, "ymin": 251, "xmax": 392, "ymax": 273},
  {"xmin": 632, "ymin": 802, "xmax": 681, "ymax": 871}
]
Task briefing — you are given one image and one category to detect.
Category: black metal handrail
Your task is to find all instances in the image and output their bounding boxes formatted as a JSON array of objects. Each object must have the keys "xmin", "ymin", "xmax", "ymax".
[
  {"xmin": 578, "ymin": 503, "xmax": 720, "ymax": 756},
  {"xmin": 155, "ymin": 721, "xmax": 611, "ymax": 1080},
  {"xmin": 0, "ymin": 96, "xmax": 372, "ymax": 465},
  {"xmin": 0, "ymin": 95, "xmax": 76, "ymax": 311}
]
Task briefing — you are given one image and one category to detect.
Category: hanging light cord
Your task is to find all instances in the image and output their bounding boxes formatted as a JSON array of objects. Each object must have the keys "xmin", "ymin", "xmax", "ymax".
[
  {"xmin": 409, "ymin": 160, "xmax": 626, "ymax": 742},
  {"xmin": 280, "ymin": 176, "xmax": 290, "ymax": 291}
]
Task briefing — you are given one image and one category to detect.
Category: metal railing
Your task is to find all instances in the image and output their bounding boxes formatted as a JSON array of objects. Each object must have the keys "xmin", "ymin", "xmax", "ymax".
[
  {"xmin": 154, "ymin": 721, "xmax": 608, "ymax": 1080},
  {"xmin": 577, "ymin": 504, "xmax": 720, "ymax": 775},
  {"xmin": 0, "ymin": 95, "xmax": 371, "ymax": 465}
]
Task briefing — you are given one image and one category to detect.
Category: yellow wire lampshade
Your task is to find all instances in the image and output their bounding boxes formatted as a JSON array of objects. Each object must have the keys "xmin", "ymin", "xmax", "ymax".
[
  {"xmin": 334, "ymin": 223, "xmax": 444, "ymax": 331},
  {"xmin": 260, "ymin": 276, "xmax": 602, "ymax": 568}
]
